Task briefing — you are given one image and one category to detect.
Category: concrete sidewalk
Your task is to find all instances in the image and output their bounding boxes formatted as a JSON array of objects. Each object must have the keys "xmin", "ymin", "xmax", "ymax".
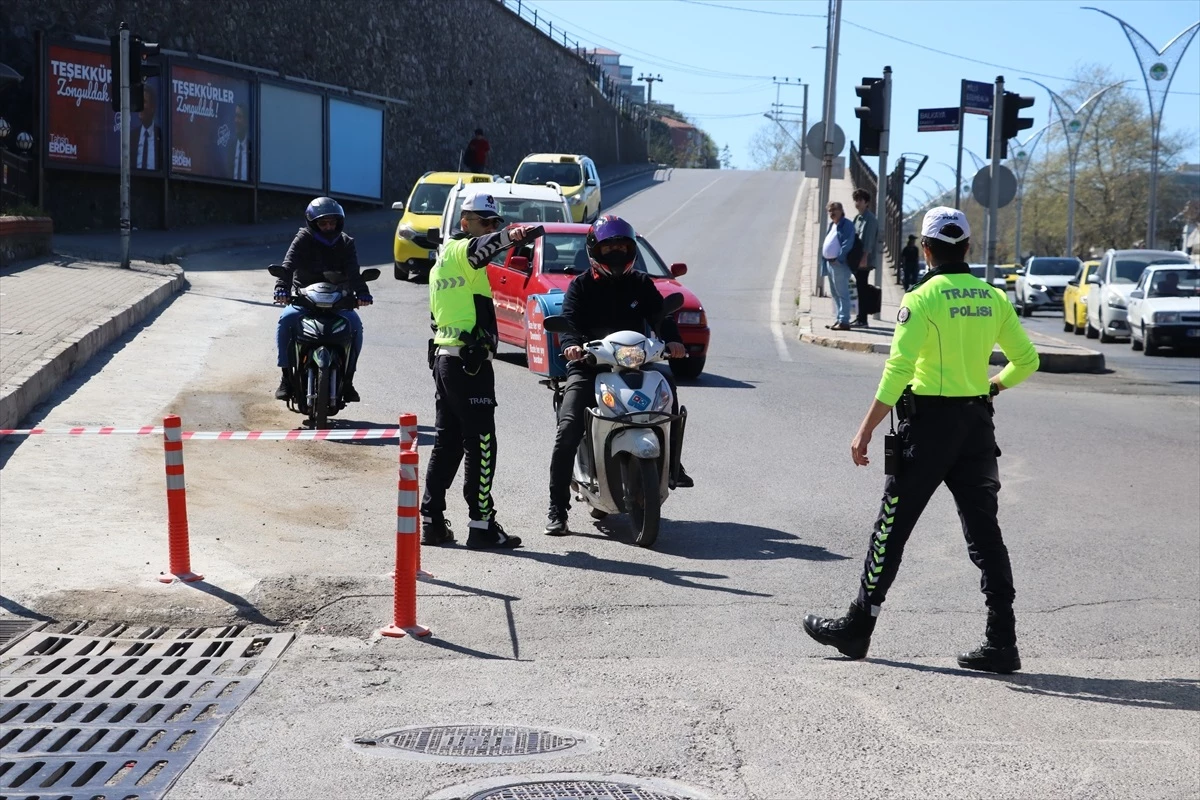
[{"xmin": 793, "ymin": 176, "xmax": 1105, "ymax": 373}]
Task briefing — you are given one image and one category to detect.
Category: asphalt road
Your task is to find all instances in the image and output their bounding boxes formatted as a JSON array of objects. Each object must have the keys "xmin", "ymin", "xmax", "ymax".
[{"xmin": 1, "ymin": 169, "xmax": 1197, "ymax": 800}]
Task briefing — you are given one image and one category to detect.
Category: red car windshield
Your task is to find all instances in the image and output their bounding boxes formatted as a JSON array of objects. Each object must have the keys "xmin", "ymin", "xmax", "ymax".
[{"xmin": 541, "ymin": 233, "xmax": 671, "ymax": 278}]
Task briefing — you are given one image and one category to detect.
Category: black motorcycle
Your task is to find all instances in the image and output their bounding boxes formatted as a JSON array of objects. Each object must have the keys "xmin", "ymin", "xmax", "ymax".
[{"xmin": 268, "ymin": 265, "xmax": 379, "ymax": 428}]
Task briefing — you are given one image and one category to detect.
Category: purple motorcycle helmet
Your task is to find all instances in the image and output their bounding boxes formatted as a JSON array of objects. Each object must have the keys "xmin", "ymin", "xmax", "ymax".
[{"xmin": 585, "ymin": 214, "xmax": 638, "ymax": 278}]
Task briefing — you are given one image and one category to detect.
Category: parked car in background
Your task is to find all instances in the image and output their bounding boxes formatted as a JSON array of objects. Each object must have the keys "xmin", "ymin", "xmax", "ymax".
[
  {"xmin": 995, "ymin": 264, "xmax": 1020, "ymax": 292},
  {"xmin": 1063, "ymin": 260, "xmax": 1100, "ymax": 334},
  {"xmin": 968, "ymin": 264, "xmax": 1012, "ymax": 292},
  {"xmin": 392, "ymin": 171, "xmax": 493, "ymax": 281},
  {"xmin": 1014, "ymin": 256, "xmax": 1080, "ymax": 316},
  {"xmin": 1125, "ymin": 264, "xmax": 1200, "ymax": 354},
  {"xmin": 512, "ymin": 153, "xmax": 602, "ymax": 223},
  {"xmin": 485, "ymin": 222, "xmax": 711, "ymax": 378},
  {"xmin": 1085, "ymin": 249, "xmax": 1191, "ymax": 342}
]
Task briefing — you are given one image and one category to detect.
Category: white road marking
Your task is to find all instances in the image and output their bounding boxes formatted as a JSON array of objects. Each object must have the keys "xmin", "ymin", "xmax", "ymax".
[
  {"xmin": 643, "ymin": 174, "xmax": 725, "ymax": 237},
  {"xmin": 771, "ymin": 176, "xmax": 809, "ymax": 362}
]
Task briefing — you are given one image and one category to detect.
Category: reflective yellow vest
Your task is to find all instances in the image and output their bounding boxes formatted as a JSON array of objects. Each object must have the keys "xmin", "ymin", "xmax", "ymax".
[{"xmin": 430, "ymin": 238, "xmax": 493, "ymax": 346}]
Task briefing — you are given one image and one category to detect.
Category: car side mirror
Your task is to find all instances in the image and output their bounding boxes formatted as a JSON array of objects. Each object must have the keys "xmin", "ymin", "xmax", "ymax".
[
  {"xmin": 1129, "ymin": 289, "xmax": 1144, "ymax": 299},
  {"xmin": 586, "ymin": 178, "xmax": 597, "ymax": 187},
  {"xmin": 1087, "ymin": 274, "xmax": 1101, "ymax": 285},
  {"xmin": 543, "ymin": 315, "xmax": 572, "ymax": 334},
  {"xmin": 670, "ymin": 262, "xmax": 688, "ymax": 278},
  {"xmin": 391, "ymin": 201, "xmax": 404, "ymax": 212},
  {"xmin": 1015, "ymin": 268, "xmax": 1025, "ymax": 276},
  {"xmin": 1067, "ymin": 279, "xmax": 1079, "ymax": 286},
  {"xmin": 427, "ymin": 228, "xmax": 442, "ymax": 246},
  {"xmin": 361, "ymin": 268, "xmax": 381, "ymax": 282},
  {"xmin": 267, "ymin": 265, "xmax": 287, "ymax": 279},
  {"xmin": 509, "ymin": 255, "xmax": 530, "ymax": 273}
]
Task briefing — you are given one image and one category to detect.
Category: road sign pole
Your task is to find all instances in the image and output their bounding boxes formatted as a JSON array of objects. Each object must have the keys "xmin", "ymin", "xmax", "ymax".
[
  {"xmin": 119, "ymin": 24, "xmax": 131, "ymax": 270},
  {"xmin": 873, "ymin": 66, "xmax": 891, "ymax": 320},
  {"xmin": 955, "ymin": 81, "xmax": 965, "ymax": 209},
  {"xmin": 987, "ymin": 76, "xmax": 1005, "ymax": 285}
]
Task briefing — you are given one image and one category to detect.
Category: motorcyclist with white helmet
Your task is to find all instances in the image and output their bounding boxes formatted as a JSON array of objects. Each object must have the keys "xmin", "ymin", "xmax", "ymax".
[
  {"xmin": 545, "ymin": 215, "xmax": 693, "ymax": 536},
  {"xmin": 272, "ymin": 197, "xmax": 371, "ymax": 402}
]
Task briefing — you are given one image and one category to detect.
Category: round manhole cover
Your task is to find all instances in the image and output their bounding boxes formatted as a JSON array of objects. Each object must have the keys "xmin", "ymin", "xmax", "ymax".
[
  {"xmin": 352, "ymin": 724, "xmax": 598, "ymax": 762},
  {"xmin": 468, "ymin": 780, "xmax": 690, "ymax": 800}
]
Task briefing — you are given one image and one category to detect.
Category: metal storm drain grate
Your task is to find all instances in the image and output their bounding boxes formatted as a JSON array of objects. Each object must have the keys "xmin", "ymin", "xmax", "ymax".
[
  {"xmin": 0, "ymin": 621, "xmax": 293, "ymax": 799},
  {"xmin": 465, "ymin": 779, "xmax": 697, "ymax": 800},
  {"xmin": 354, "ymin": 725, "xmax": 594, "ymax": 762},
  {"xmin": 0, "ymin": 619, "xmax": 44, "ymax": 653}
]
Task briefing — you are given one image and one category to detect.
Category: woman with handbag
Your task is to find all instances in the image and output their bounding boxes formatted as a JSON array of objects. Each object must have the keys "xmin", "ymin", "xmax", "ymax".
[{"xmin": 821, "ymin": 202, "xmax": 857, "ymax": 331}]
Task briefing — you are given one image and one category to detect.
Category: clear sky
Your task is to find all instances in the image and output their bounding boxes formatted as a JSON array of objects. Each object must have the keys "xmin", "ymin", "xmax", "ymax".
[{"xmin": 532, "ymin": 0, "xmax": 1200, "ymax": 197}]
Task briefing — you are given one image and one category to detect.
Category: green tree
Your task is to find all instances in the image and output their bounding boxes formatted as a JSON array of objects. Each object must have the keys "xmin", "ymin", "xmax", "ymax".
[{"xmin": 721, "ymin": 144, "xmax": 735, "ymax": 169}]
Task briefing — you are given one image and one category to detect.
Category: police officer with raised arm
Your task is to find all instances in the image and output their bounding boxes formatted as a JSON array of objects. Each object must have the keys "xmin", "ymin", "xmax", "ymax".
[
  {"xmin": 420, "ymin": 191, "xmax": 539, "ymax": 550},
  {"xmin": 803, "ymin": 207, "xmax": 1040, "ymax": 674}
]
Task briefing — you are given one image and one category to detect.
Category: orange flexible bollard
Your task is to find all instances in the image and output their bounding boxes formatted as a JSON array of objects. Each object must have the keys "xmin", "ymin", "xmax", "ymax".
[
  {"xmin": 380, "ymin": 431, "xmax": 430, "ymax": 638},
  {"xmin": 158, "ymin": 415, "xmax": 203, "ymax": 584}
]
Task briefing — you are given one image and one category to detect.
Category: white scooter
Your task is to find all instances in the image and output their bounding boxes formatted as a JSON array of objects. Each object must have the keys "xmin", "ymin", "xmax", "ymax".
[{"xmin": 542, "ymin": 294, "xmax": 687, "ymax": 548}]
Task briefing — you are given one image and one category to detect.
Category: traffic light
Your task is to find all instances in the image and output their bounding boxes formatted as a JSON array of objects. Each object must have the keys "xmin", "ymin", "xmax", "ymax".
[
  {"xmin": 855, "ymin": 77, "xmax": 885, "ymax": 157},
  {"xmin": 109, "ymin": 31, "xmax": 160, "ymax": 112},
  {"xmin": 986, "ymin": 91, "xmax": 1035, "ymax": 159}
]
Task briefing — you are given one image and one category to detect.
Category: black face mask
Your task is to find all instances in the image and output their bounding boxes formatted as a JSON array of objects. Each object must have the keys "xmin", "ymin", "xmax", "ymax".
[{"xmin": 593, "ymin": 242, "xmax": 635, "ymax": 272}]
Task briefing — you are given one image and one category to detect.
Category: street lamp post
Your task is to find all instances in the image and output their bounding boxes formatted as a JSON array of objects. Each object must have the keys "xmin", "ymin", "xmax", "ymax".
[
  {"xmin": 1083, "ymin": 8, "xmax": 1200, "ymax": 248},
  {"xmin": 1007, "ymin": 125, "xmax": 1050, "ymax": 263},
  {"xmin": 1027, "ymin": 79, "xmax": 1126, "ymax": 258}
]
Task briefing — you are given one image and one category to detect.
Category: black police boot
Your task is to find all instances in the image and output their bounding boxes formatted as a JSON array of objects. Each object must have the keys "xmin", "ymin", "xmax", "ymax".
[
  {"xmin": 803, "ymin": 602, "xmax": 877, "ymax": 660},
  {"xmin": 544, "ymin": 508, "xmax": 568, "ymax": 536},
  {"xmin": 466, "ymin": 520, "xmax": 522, "ymax": 550},
  {"xmin": 275, "ymin": 368, "xmax": 292, "ymax": 400},
  {"xmin": 421, "ymin": 518, "xmax": 455, "ymax": 546},
  {"xmin": 674, "ymin": 464, "xmax": 694, "ymax": 488},
  {"xmin": 957, "ymin": 610, "xmax": 1021, "ymax": 673}
]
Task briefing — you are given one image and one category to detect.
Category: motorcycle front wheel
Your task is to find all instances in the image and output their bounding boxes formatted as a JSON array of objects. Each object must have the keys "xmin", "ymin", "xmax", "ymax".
[
  {"xmin": 313, "ymin": 366, "xmax": 331, "ymax": 429},
  {"xmin": 624, "ymin": 455, "xmax": 661, "ymax": 548}
]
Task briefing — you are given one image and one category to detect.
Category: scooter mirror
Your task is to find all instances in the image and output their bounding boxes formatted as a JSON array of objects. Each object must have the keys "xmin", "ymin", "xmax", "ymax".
[
  {"xmin": 267, "ymin": 265, "xmax": 287, "ymax": 279},
  {"xmin": 542, "ymin": 315, "xmax": 573, "ymax": 334},
  {"xmin": 361, "ymin": 268, "xmax": 381, "ymax": 282},
  {"xmin": 661, "ymin": 292, "xmax": 685, "ymax": 315}
]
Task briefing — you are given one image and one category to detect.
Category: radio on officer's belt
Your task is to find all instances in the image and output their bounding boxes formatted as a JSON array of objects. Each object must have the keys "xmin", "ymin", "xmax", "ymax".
[{"xmin": 884, "ymin": 433, "xmax": 900, "ymax": 476}]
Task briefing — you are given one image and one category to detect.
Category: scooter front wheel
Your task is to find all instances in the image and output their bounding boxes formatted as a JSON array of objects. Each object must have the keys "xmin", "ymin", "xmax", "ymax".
[
  {"xmin": 625, "ymin": 456, "xmax": 661, "ymax": 548},
  {"xmin": 313, "ymin": 366, "xmax": 331, "ymax": 429}
]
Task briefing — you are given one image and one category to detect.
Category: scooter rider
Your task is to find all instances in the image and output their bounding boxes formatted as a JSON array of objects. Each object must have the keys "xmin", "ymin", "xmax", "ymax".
[
  {"xmin": 545, "ymin": 215, "xmax": 693, "ymax": 536},
  {"xmin": 420, "ymin": 191, "xmax": 540, "ymax": 550},
  {"xmin": 273, "ymin": 197, "xmax": 371, "ymax": 402}
]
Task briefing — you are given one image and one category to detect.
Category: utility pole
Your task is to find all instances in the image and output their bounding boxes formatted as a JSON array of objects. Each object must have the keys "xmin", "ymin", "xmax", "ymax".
[
  {"xmin": 815, "ymin": 0, "xmax": 843, "ymax": 298},
  {"xmin": 118, "ymin": 23, "xmax": 131, "ymax": 269},
  {"xmin": 639, "ymin": 73, "xmax": 663, "ymax": 105},
  {"xmin": 986, "ymin": 76, "xmax": 1005, "ymax": 285}
]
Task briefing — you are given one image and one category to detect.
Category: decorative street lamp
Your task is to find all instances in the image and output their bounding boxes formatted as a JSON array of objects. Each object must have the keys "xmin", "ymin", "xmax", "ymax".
[
  {"xmin": 0, "ymin": 117, "xmax": 10, "ymax": 142},
  {"xmin": 1007, "ymin": 125, "xmax": 1050, "ymax": 262},
  {"xmin": 15, "ymin": 131, "xmax": 33, "ymax": 152},
  {"xmin": 1026, "ymin": 79, "xmax": 1126, "ymax": 257},
  {"xmin": 1083, "ymin": 8, "xmax": 1200, "ymax": 248}
]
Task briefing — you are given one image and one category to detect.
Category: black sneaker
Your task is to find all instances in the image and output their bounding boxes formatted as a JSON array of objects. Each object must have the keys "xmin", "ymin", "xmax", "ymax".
[
  {"xmin": 957, "ymin": 642, "xmax": 1021, "ymax": 674},
  {"xmin": 544, "ymin": 510, "xmax": 568, "ymax": 536},
  {"xmin": 850, "ymin": 319, "xmax": 868, "ymax": 328},
  {"xmin": 466, "ymin": 520, "xmax": 522, "ymax": 550},
  {"xmin": 803, "ymin": 603, "xmax": 877, "ymax": 660},
  {"xmin": 673, "ymin": 465, "xmax": 694, "ymax": 488},
  {"xmin": 274, "ymin": 370, "xmax": 292, "ymax": 400},
  {"xmin": 343, "ymin": 383, "xmax": 361, "ymax": 403},
  {"xmin": 421, "ymin": 518, "xmax": 455, "ymax": 546}
]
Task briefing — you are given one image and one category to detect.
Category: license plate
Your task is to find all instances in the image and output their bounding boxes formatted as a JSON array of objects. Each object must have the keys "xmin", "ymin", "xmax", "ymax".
[{"xmin": 1187, "ymin": 329, "xmax": 1200, "ymax": 338}]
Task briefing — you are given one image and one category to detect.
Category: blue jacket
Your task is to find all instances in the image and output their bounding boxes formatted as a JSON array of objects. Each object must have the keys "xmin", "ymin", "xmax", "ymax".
[{"xmin": 830, "ymin": 216, "xmax": 856, "ymax": 266}]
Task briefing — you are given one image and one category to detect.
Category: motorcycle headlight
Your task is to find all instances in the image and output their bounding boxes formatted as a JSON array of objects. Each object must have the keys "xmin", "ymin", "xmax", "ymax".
[
  {"xmin": 1154, "ymin": 311, "xmax": 1180, "ymax": 324},
  {"xmin": 676, "ymin": 311, "xmax": 705, "ymax": 326},
  {"xmin": 1107, "ymin": 295, "xmax": 1127, "ymax": 309},
  {"xmin": 614, "ymin": 344, "xmax": 646, "ymax": 368}
]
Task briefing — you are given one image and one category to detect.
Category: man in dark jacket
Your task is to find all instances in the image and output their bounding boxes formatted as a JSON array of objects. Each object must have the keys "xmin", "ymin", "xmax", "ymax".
[
  {"xmin": 272, "ymin": 197, "xmax": 372, "ymax": 402},
  {"xmin": 545, "ymin": 215, "xmax": 693, "ymax": 535}
]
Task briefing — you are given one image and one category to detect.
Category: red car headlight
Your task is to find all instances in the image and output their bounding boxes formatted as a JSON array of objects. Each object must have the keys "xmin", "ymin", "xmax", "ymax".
[{"xmin": 676, "ymin": 310, "xmax": 706, "ymax": 326}]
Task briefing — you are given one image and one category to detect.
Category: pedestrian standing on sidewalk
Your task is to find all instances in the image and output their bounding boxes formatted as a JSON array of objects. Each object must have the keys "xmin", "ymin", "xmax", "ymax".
[
  {"xmin": 803, "ymin": 207, "xmax": 1040, "ymax": 674},
  {"xmin": 420, "ymin": 191, "xmax": 540, "ymax": 551},
  {"xmin": 901, "ymin": 234, "xmax": 921, "ymax": 291},
  {"xmin": 851, "ymin": 189, "xmax": 878, "ymax": 328},
  {"xmin": 824, "ymin": 202, "xmax": 856, "ymax": 331}
]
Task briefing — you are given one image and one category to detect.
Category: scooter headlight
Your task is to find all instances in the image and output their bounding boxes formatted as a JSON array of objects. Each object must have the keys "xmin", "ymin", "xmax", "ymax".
[{"xmin": 614, "ymin": 344, "xmax": 646, "ymax": 368}]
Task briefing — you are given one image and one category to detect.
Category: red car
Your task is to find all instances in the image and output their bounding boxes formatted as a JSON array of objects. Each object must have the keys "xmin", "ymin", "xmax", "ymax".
[{"xmin": 486, "ymin": 222, "xmax": 711, "ymax": 378}]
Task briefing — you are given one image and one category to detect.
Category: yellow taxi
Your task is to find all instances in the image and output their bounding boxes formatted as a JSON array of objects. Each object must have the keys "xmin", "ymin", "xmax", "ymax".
[
  {"xmin": 996, "ymin": 264, "xmax": 1020, "ymax": 292},
  {"xmin": 1063, "ymin": 259, "xmax": 1100, "ymax": 334},
  {"xmin": 512, "ymin": 153, "xmax": 601, "ymax": 223},
  {"xmin": 392, "ymin": 171, "xmax": 493, "ymax": 281}
]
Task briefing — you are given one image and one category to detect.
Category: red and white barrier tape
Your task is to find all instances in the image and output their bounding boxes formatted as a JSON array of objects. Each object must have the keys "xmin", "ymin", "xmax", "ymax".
[{"xmin": 0, "ymin": 427, "xmax": 411, "ymax": 441}]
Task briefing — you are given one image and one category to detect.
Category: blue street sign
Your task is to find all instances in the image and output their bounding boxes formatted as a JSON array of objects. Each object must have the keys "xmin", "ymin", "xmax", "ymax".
[
  {"xmin": 918, "ymin": 107, "xmax": 961, "ymax": 132},
  {"xmin": 962, "ymin": 79, "xmax": 993, "ymax": 115}
]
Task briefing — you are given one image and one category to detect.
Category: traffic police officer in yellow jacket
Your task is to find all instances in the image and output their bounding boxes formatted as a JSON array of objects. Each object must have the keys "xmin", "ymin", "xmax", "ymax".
[
  {"xmin": 421, "ymin": 191, "xmax": 540, "ymax": 550},
  {"xmin": 804, "ymin": 207, "xmax": 1040, "ymax": 673}
]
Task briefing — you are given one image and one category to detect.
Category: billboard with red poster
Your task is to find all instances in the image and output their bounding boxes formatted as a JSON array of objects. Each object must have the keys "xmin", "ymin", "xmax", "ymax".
[{"xmin": 168, "ymin": 64, "xmax": 253, "ymax": 182}]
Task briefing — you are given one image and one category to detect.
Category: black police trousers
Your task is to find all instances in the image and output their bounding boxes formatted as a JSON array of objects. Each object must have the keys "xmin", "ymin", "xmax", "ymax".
[
  {"xmin": 856, "ymin": 398, "xmax": 1016, "ymax": 617},
  {"xmin": 548, "ymin": 365, "xmax": 679, "ymax": 514},
  {"xmin": 421, "ymin": 356, "xmax": 497, "ymax": 523}
]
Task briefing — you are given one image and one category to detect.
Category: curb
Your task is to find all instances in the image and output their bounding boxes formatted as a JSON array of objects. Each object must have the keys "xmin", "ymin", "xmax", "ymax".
[
  {"xmin": 0, "ymin": 262, "xmax": 186, "ymax": 430},
  {"xmin": 796, "ymin": 322, "xmax": 1107, "ymax": 373}
]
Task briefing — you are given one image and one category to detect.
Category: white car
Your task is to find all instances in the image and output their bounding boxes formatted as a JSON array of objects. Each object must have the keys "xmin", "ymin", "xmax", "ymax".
[
  {"xmin": 1085, "ymin": 248, "xmax": 1191, "ymax": 342},
  {"xmin": 432, "ymin": 180, "xmax": 572, "ymax": 247},
  {"xmin": 1014, "ymin": 257, "xmax": 1080, "ymax": 317},
  {"xmin": 1126, "ymin": 264, "xmax": 1200, "ymax": 355}
]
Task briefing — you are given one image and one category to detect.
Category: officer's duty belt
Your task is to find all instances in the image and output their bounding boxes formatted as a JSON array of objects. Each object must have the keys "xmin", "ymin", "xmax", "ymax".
[{"xmin": 435, "ymin": 345, "xmax": 494, "ymax": 360}]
